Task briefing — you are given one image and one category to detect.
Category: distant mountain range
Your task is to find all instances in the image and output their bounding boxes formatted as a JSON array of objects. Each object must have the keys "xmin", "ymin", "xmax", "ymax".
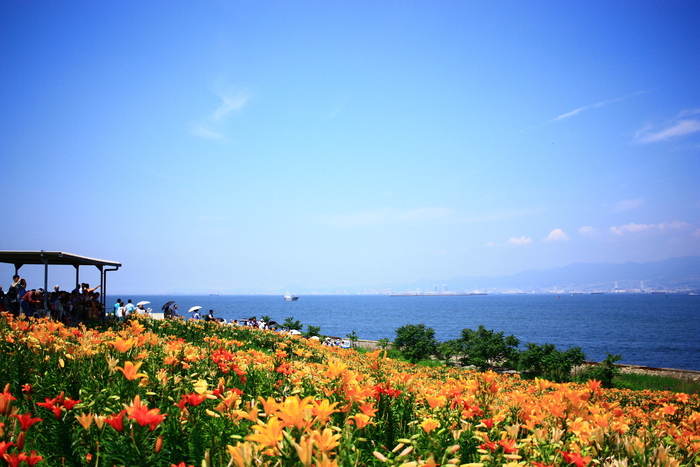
[
  {"xmin": 160, "ymin": 256, "xmax": 700, "ymax": 295},
  {"xmin": 427, "ymin": 256, "xmax": 700, "ymax": 292}
]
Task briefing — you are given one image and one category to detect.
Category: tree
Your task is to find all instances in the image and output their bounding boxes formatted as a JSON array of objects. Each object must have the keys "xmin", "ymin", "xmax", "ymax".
[
  {"xmin": 282, "ymin": 317, "xmax": 302, "ymax": 331},
  {"xmin": 518, "ymin": 343, "xmax": 586, "ymax": 382},
  {"xmin": 456, "ymin": 325, "xmax": 520, "ymax": 370},
  {"xmin": 393, "ymin": 324, "xmax": 438, "ymax": 363},
  {"xmin": 438, "ymin": 339, "xmax": 462, "ymax": 366},
  {"xmin": 377, "ymin": 338, "xmax": 391, "ymax": 350},
  {"xmin": 306, "ymin": 325, "xmax": 322, "ymax": 338},
  {"xmin": 346, "ymin": 330, "xmax": 359, "ymax": 348}
]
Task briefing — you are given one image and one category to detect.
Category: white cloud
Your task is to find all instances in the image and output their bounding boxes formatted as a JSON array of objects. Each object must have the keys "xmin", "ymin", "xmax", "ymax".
[
  {"xmin": 507, "ymin": 236, "xmax": 532, "ymax": 246},
  {"xmin": 634, "ymin": 109, "xmax": 700, "ymax": 143},
  {"xmin": 323, "ymin": 207, "xmax": 454, "ymax": 228},
  {"xmin": 609, "ymin": 221, "xmax": 690, "ymax": 235},
  {"xmin": 485, "ymin": 242, "xmax": 496, "ymax": 247},
  {"xmin": 693, "ymin": 228, "xmax": 700, "ymax": 238},
  {"xmin": 578, "ymin": 226, "xmax": 598, "ymax": 236},
  {"xmin": 543, "ymin": 228, "xmax": 569, "ymax": 242},
  {"xmin": 613, "ymin": 199, "xmax": 643, "ymax": 212}
]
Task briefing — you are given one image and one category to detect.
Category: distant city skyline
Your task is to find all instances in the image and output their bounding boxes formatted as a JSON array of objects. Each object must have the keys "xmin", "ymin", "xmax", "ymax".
[{"xmin": 2, "ymin": 2, "xmax": 699, "ymax": 293}]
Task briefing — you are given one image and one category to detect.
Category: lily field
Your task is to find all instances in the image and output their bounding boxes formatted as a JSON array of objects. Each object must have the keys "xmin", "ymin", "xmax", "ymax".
[{"xmin": 0, "ymin": 314, "xmax": 698, "ymax": 467}]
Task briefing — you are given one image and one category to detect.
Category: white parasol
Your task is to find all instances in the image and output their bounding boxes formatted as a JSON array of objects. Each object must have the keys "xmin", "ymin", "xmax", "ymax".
[
  {"xmin": 288, "ymin": 329, "xmax": 302, "ymax": 335},
  {"xmin": 137, "ymin": 301, "xmax": 150, "ymax": 306},
  {"xmin": 189, "ymin": 306, "xmax": 202, "ymax": 313}
]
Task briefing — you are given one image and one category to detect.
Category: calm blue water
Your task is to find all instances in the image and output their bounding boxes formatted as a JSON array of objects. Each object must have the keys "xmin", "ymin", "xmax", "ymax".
[{"xmin": 108, "ymin": 294, "xmax": 700, "ymax": 371}]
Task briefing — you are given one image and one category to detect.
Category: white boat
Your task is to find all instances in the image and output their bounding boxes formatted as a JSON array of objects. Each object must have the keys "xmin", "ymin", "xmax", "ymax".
[{"xmin": 284, "ymin": 293, "xmax": 299, "ymax": 301}]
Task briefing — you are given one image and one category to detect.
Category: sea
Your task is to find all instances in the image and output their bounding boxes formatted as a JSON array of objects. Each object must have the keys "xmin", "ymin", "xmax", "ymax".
[{"xmin": 107, "ymin": 293, "xmax": 700, "ymax": 372}]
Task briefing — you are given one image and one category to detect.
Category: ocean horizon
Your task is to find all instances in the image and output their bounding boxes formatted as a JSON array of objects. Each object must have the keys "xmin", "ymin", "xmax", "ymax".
[{"xmin": 107, "ymin": 293, "xmax": 700, "ymax": 372}]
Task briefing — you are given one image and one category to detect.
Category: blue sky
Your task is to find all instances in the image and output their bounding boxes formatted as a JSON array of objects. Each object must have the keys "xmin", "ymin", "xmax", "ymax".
[{"xmin": 2, "ymin": 1, "xmax": 699, "ymax": 294}]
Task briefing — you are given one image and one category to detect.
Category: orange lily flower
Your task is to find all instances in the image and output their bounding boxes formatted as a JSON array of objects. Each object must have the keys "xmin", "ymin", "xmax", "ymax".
[
  {"xmin": 75, "ymin": 412, "xmax": 94, "ymax": 430},
  {"xmin": 109, "ymin": 337, "xmax": 137, "ymax": 353},
  {"xmin": 116, "ymin": 361, "xmax": 148, "ymax": 380},
  {"xmin": 419, "ymin": 418, "xmax": 440, "ymax": 434},
  {"xmin": 312, "ymin": 399, "xmax": 339, "ymax": 424},
  {"xmin": 312, "ymin": 427, "xmax": 341, "ymax": 454},
  {"xmin": 291, "ymin": 435, "xmax": 314, "ymax": 466},
  {"xmin": 277, "ymin": 395, "xmax": 314, "ymax": 430},
  {"xmin": 349, "ymin": 413, "xmax": 374, "ymax": 429},
  {"xmin": 247, "ymin": 417, "xmax": 284, "ymax": 448}
]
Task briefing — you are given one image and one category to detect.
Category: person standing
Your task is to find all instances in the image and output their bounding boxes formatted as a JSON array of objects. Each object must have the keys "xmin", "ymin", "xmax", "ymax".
[
  {"xmin": 6, "ymin": 275, "xmax": 21, "ymax": 317},
  {"xmin": 123, "ymin": 299, "xmax": 136, "ymax": 318},
  {"xmin": 113, "ymin": 299, "xmax": 123, "ymax": 319}
]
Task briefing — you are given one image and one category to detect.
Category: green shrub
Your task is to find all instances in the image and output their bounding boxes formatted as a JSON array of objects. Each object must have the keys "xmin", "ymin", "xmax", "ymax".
[
  {"xmin": 393, "ymin": 324, "xmax": 438, "ymax": 363},
  {"xmin": 518, "ymin": 343, "xmax": 586, "ymax": 382},
  {"xmin": 576, "ymin": 353, "xmax": 621, "ymax": 388},
  {"xmin": 452, "ymin": 325, "xmax": 520, "ymax": 370}
]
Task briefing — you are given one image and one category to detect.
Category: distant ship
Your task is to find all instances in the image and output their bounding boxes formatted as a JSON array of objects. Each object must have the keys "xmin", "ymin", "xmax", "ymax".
[{"xmin": 284, "ymin": 293, "xmax": 299, "ymax": 301}]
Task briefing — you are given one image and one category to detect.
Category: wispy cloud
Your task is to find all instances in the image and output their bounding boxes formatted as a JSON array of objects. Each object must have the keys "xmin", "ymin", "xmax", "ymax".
[
  {"xmin": 578, "ymin": 226, "xmax": 598, "ymax": 237},
  {"xmin": 507, "ymin": 236, "xmax": 533, "ymax": 246},
  {"xmin": 198, "ymin": 215, "xmax": 227, "ymax": 222},
  {"xmin": 212, "ymin": 87, "xmax": 251, "ymax": 121},
  {"xmin": 190, "ymin": 84, "xmax": 252, "ymax": 140},
  {"xmin": 322, "ymin": 207, "xmax": 454, "ymax": 228},
  {"xmin": 609, "ymin": 221, "xmax": 690, "ymax": 235},
  {"xmin": 547, "ymin": 90, "xmax": 648, "ymax": 124},
  {"xmin": 613, "ymin": 198, "xmax": 643, "ymax": 212},
  {"xmin": 543, "ymin": 228, "xmax": 569, "ymax": 242},
  {"xmin": 457, "ymin": 207, "xmax": 547, "ymax": 223},
  {"xmin": 634, "ymin": 109, "xmax": 700, "ymax": 143},
  {"xmin": 189, "ymin": 125, "xmax": 227, "ymax": 141}
]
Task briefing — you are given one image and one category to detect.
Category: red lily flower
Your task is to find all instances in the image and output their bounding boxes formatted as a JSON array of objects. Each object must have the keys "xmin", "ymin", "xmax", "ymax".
[
  {"xmin": 499, "ymin": 439, "xmax": 518, "ymax": 454},
  {"xmin": 62, "ymin": 397, "xmax": 81, "ymax": 411},
  {"xmin": 129, "ymin": 406, "xmax": 166, "ymax": 431},
  {"xmin": 561, "ymin": 450, "xmax": 592, "ymax": 467},
  {"xmin": 479, "ymin": 433, "xmax": 498, "ymax": 452},
  {"xmin": 12, "ymin": 412, "xmax": 43, "ymax": 431},
  {"xmin": 36, "ymin": 398, "xmax": 62, "ymax": 419},
  {"xmin": 105, "ymin": 410, "xmax": 126, "ymax": 432},
  {"xmin": 3, "ymin": 452, "xmax": 28, "ymax": 467},
  {"xmin": 177, "ymin": 393, "xmax": 207, "ymax": 410},
  {"xmin": 0, "ymin": 442, "xmax": 14, "ymax": 456},
  {"xmin": 26, "ymin": 451, "xmax": 44, "ymax": 467},
  {"xmin": 0, "ymin": 385, "xmax": 16, "ymax": 416}
]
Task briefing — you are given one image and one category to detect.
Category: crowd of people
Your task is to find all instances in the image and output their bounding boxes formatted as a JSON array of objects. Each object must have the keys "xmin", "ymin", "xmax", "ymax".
[
  {"xmin": 0, "ymin": 279, "xmax": 346, "ymax": 346},
  {"xmin": 0, "ymin": 274, "xmax": 104, "ymax": 322},
  {"xmin": 110, "ymin": 299, "xmax": 153, "ymax": 320}
]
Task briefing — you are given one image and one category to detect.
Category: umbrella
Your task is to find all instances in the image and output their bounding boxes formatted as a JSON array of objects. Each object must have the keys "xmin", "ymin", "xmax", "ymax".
[
  {"xmin": 137, "ymin": 301, "xmax": 150, "ymax": 306},
  {"xmin": 162, "ymin": 301, "xmax": 176, "ymax": 310},
  {"xmin": 189, "ymin": 306, "xmax": 202, "ymax": 313},
  {"xmin": 288, "ymin": 329, "xmax": 302, "ymax": 335}
]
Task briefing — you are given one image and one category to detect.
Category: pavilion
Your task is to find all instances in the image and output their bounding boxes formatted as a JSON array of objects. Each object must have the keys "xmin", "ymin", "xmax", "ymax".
[{"xmin": 0, "ymin": 250, "xmax": 121, "ymax": 312}]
